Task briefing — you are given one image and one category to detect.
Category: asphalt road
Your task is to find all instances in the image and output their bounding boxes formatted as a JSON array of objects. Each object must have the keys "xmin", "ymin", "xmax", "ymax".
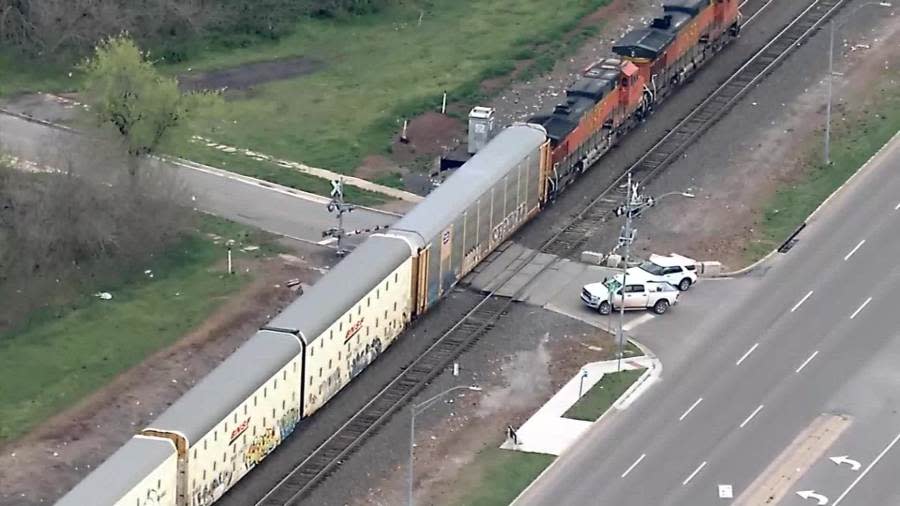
[
  {"xmin": 0, "ymin": 112, "xmax": 398, "ymax": 246},
  {"xmin": 513, "ymin": 134, "xmax": 900, "ymax": 505}
]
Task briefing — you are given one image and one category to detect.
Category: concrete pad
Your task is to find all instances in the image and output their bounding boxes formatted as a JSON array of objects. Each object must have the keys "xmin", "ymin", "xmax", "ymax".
[{"xmin": 501, "ymin": 356, "xmax": 656, "ymax": 456}]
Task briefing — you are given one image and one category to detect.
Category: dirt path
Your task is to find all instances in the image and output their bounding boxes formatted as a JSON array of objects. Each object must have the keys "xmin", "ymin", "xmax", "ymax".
[{"xmin": 0, "ymin": 254, "xmax": 322, "ymax": 506}]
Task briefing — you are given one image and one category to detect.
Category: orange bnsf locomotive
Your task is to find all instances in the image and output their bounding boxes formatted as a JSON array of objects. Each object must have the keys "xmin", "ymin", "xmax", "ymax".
[
  {"xmin": 532, "ymin": 0, "xmax": 741, "ymax": 198},
  {"xmin": 56, "ymin": 2, "xmax": 740, "ymax": 506}
]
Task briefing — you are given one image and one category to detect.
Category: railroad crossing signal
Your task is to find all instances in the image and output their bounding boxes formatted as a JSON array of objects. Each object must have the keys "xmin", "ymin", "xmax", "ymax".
[{"xmin": 323, "ymin": 179, "xmax": 356, "ymax": 257}]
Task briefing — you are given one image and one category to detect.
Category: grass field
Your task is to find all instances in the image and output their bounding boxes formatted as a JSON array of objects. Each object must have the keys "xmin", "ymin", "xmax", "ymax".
[
  {"xmin": 167, "ymin": 0, "xmax": 610, "ymax": 173},
  {"xmin": 1, "ymin": 1, "xmax": 609, "ymax": 198},
  {"xmin": 0, "ymin": 216, "xmax": 277, "ymax": 442},
  {"xmin": 564, "ymin": 368, "xmax": 645, "ymax": 422},
  {"xmin": 453, "ymin": 448, "xmax": 555, "ymax": 506},
  {"xmin": 745, "ymin": 72, "xmax": 900, "ymax": 262}
]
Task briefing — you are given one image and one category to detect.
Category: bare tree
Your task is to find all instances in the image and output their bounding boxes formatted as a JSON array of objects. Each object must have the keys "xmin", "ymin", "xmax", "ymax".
[{"xmin": 0, "ymin": 132, "xmax": 191, "ymax": 332}]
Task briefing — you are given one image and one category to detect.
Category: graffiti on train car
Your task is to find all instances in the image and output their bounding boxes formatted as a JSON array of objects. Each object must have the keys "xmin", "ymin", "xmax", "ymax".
[
  {"xmin": 350, "ymin": 337, "xmax": 383, "ymax": 378},
  {"xmin": 278, "ymin": 407, "xmax": 300, "ymax": 440},
  {"xmin": 229, "ymin": 418, "xmax": 250, "ymax": 445},
  {"xmin": 491, "ymin": 202, "xmax": 528, "ymax": 244},
  {"xmin": 345, "ymin": 318, "xmax": 364, "ymax": 342},
  {"xmin": 243, "ymin": 427, "xmax": 279, "ymax": 469},
  {"xmin": 194, "ymin": 468, "xmax": 233, "ymax": 506},
  {"xmin": 144, "ymin": 487, "xmax": 167, "ymax": 506}
]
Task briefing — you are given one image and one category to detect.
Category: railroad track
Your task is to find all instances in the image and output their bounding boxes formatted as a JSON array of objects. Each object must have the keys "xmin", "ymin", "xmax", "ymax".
[
  {"xmin": 255, "ymin": 0, "xmax": 848, "ymax": 503},
  {"xmin": 545, "ymin": 0, "xmax": 847, "ymax": 256}
]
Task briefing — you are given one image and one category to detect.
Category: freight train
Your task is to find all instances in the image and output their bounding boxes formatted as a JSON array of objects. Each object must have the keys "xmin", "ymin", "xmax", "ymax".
[{"xmin": 56, "ymin": 1, "xmax": 740, "ymax": 504}]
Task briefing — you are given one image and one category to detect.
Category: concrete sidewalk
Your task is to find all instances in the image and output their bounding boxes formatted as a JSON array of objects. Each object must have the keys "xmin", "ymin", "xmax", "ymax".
[{"xmin": 501, "ymin": 355, "xmax": 658, "ymax": 456}]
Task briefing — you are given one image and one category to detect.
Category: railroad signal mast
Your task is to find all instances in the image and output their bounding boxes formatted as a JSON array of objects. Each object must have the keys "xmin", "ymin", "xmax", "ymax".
[{"xmin": 323, "ymin": 178, "xmax": 355, "ymax": 257}]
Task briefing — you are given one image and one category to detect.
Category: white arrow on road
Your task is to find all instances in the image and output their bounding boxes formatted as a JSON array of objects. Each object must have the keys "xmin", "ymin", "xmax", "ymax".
[
  {"xmin": 797, "ymin": 490, "xmax": 829, "ymax": 505},
  {"xmin": 829, "ymin": 455, "xmax": 862, "ymax": 471}
]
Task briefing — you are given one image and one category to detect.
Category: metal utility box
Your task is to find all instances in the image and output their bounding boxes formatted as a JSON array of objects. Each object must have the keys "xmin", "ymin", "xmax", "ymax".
[{"xmin": 468, "ymin": 106, "xmax": 496, "ymax": 154}]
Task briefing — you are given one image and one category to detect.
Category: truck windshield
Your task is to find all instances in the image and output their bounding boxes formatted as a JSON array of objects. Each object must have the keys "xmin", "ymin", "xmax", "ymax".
[{"xmin": 638, "ymin": 261, "xmax": 665, "ymax": 276}]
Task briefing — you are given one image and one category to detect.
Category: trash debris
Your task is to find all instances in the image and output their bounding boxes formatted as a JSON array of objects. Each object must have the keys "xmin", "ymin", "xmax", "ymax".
[{"xmin": 95, "ymin": 292, "xmax": 113, "ymax": 300}]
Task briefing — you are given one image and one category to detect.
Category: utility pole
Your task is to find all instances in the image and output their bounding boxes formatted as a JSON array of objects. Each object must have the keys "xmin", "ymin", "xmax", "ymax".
[
  {"xmin": 825, "ymin": 19, "xmax": 834, "ymax": 165},
  {"xmin": 824, "ymin": 2, "xmax": 892, "ymax": 165},
  {"xmin": 323, "ymin": 178, "xmax": 355, "ymax": 256},
  {"xmin": 614, "ymin": 172, "xmax": 639, "ymax": 372}
]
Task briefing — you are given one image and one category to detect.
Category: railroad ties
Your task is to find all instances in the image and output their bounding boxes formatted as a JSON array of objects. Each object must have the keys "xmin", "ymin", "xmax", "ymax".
[
  {"xmin": 628, "ymin": 0, "xmax": 846, "ymax": 184},
  {"xmin": 544, "ymin": 0, "xmax": 847, "ymax": 258},
  {"xmin": 257, "ymin": 296, "xmax": 510, "ymax": 505},
  {"xmin": 257, "ymin": 1, "xmax": 849, "ymax": 503}
]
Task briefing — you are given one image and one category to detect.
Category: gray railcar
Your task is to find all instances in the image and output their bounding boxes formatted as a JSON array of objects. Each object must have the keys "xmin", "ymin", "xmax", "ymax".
[
  {"xmin": 264, "ymin": 235, "xmax": 414, "ymax": 415},
  {"xmin": 56, "ymin": 435, "xmax": 178, "ymax": 506},
  {"xmin": 386, "ymin": 123, "xmax": 549, "ymax": 313},
  {"xmin": 142, "ymin": 330, "xmax": 303, "ymax": 506}
]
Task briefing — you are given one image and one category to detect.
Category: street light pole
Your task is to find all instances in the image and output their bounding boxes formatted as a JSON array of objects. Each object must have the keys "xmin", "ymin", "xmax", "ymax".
[
  {"xmin": 408, "ymin": 385, "xmax": 482, "ymax": 506},
  {"xmin": 824, "ymin": 2, "xmax": 892, "ymax": 165},
  {"xmin": 825, "ymin": 19, "xmax": 835, "ymax": 165},
  {"xmin": 612, "ymin": 182, "xmax": 693, "ymax": 372},
  {"xmin": 617, "ymin": 172, "xmax": 633, "ymax": 373}
]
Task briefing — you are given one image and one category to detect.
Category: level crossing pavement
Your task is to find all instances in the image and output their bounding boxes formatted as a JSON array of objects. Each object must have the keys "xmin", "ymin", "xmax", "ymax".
[
  {"xmin": 0, "ymin": 110, "xmax": 402, "ymax": 247},
  {"xmin": 512, "ymin": 133, "xmax": 900, "ymax": 505}
]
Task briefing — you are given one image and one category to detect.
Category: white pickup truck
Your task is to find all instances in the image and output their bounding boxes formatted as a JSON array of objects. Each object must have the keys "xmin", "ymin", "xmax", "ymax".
[{"xmin": 581, "ymin": 277, "xmax": 679, "ymax": 315}]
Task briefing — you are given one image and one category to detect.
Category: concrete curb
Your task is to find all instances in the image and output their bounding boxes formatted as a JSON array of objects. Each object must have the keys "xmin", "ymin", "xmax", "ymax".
[
  {"xmin": 613, "ymin": 340, "xmax": 662, "ymax": 410},
  {"xmin": 714, "ymin": 130, "xmax": 900, "ymax": 278},
  {"xmin": 510, "ymin": 341, "xmax": 661, "ymax": 506},
  {"xmin": 0, "ymin": 107, "xmax": 79, "ymax": 134},
  {"xmin": 0, "ymin": 107, "xmax": 412, "ymax": 208}
]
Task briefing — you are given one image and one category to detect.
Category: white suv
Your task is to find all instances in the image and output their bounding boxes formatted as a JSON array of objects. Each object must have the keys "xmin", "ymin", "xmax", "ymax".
[{"xmin": 630, "ymin": 253, "xmax": 698, "ymax": 291}]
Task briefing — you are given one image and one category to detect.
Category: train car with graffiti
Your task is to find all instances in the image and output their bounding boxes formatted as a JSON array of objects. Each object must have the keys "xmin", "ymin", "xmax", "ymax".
[
  {"xmin": 262, "ymin": 235, "xmax": 416, "ymax": 417},
  {"xmin": 56, "ymin": 2, "xmax": 744, "ymax": 505},
  {"xmin": 142, "ymin": 330, "xmax": 303, "ymax": 506},
  {"xmin": 56, "ymin": 435, "xmax": 178, "ymax": 506}
]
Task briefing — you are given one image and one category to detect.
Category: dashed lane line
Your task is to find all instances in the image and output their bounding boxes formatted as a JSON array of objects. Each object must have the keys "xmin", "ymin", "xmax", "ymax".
[
  {"xmin": 621, "ymin": 454, "xmax": 646, "ymax": 478},
  {"xmin": 682, "ymin": 461, "xmax": 707, "ymax": 486},
  {"xmin": 736, "ymin": 343, "xmax": 759, "ymax": 366},
  {"xmin": 850, "ymin": 297, "xmax": 872, "ymax": 319},
  {"xmin": 795, "ymin": 350, "xmax": 819, "ymax": 373},
  {"xmin": 895, "ymin": 202, "xmax": 900, "ymax": 210},
  {"xmin": 791, "ymin": 290, "xmax": 814, "ymax": 312},
  {"xmin": 844, "ymin": 239, "xmax": 866, "ymax": 261},
  {"xmin": 679, "ymin": 398, "xmax": 704, "ymax": 422},
  {"xmin": 740, "ymin": 405, "xmax": 765, "ymax": 429}
]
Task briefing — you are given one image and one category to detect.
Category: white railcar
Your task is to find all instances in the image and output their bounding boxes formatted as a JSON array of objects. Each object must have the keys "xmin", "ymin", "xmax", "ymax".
[
  {"xmin": 264, "ymin": 235, "xmax": 414, "ymax": 415},
  {"xmin": 56, "ymin": 435, "xmax": 178, "ymax": 506},
  {"xmin": 142, "ymin": 330, "xmax": 302, "ymax": 506}
]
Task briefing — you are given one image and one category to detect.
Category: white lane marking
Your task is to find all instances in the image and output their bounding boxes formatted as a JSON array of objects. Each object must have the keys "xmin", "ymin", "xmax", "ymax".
[
  {"xmin": 791, "ymin": 290, "xmax": 814, "ymax": 312},
  {"xmin": 736, "ymin": 343, "xmax": 760, "ymax": 366},
  {"xmin": 844, "ymin": 239, "xmax": 866, "ymax": 261},
  {"xmin": 679, "ymin": 397, "xmax": 704, "ymax": 421},
  {"xmin": 683, "ymin": 461, "xmax": 707, "ymax": 486},
  {"xmin": 833, "ymin": 431, "xmax": 900, "ymax": 505},
  {"xmin": 623, "ymin": 313, "xmax": 655, "ymax": 331},
  {"xmin": 895, "ymin": 202, "xmax": 900, "ymax": 210},
  {"xmin": 740, "ymin": 405, "xmax": 765, "ymax": 428},
  {"xmin": 621, "ymin": 453, "xmax": 646, "ymax": 478},
  {"xmin": 850, "ymin": 297, "xmax": 873, "ymax": 319},
  {"xmin": 796, "ymin": 351, "xmax": 820, "ymax": 373},
  {"xmin": 317, "ymin": 237, "xmax": 338, "ymax": 246}
]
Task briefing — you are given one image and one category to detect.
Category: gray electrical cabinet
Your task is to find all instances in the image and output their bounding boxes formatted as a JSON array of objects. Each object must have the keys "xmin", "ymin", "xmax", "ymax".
[{"xmin": 468, "ymin": 106, "xmax": 496, "ymax": 154}]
